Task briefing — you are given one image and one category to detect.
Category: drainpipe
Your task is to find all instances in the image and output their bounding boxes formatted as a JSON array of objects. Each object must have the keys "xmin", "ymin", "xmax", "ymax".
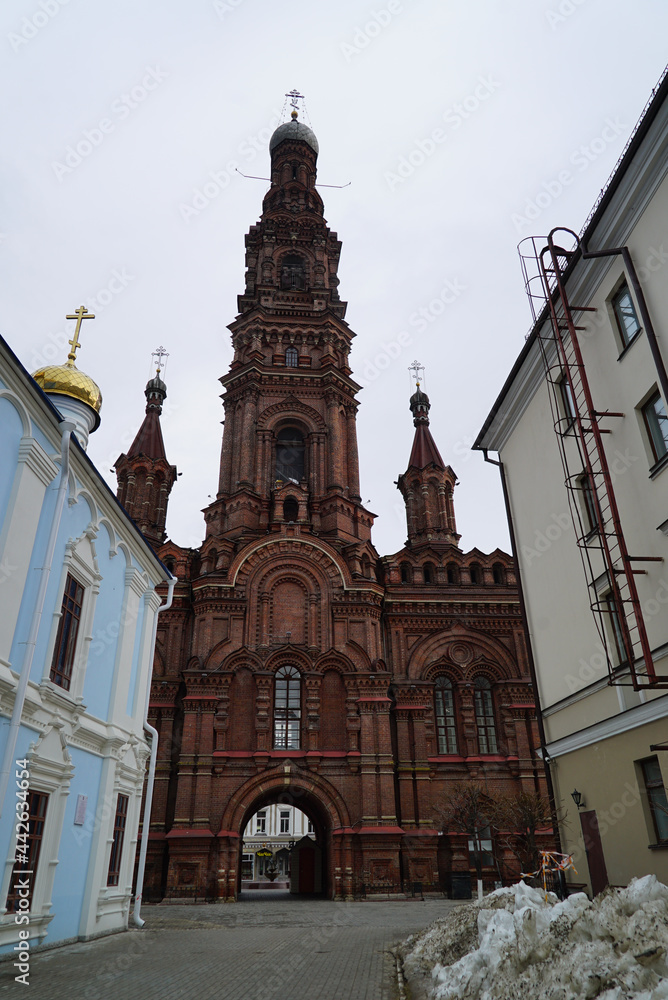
[
  {"xmin": 132, "ymin": 573, "xmax": 176, "ymax": 928},
  {"xmin": 482, "ymin": 450, "xmax": 563, "ymax": 857},
  {"xmin": 0, "ymin": 422, "xmax": 74, "ymax": 819}
]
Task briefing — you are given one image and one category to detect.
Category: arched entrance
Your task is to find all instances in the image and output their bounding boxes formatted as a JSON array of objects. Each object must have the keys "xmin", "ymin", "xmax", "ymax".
[
  {"xmin": 236, "ymin": 790, "xmax": 329, "ymax": 898},
  {"xmin": 218, "ymin": 766, "xmax": 352, "ymax": 901}
]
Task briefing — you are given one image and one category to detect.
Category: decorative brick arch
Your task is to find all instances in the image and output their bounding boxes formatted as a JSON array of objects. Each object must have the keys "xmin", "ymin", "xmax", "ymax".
[
  {"xmin": 219, "ymin": 765, "xmax": 352, "ymax": 834},
  {"xmin": 257, "ymin": 398, "xmax": 326, "ymax": 434},
  {"xmin": 407, "ymin": 625, "xmax": 518, "ymax": 681},
  {"xmin": 229, "ymin": 536, "xmax": 351, "ymax": 590},
  {"xmin": 313, "ymin": 651, "xmax": 356, "ymax": 674}
]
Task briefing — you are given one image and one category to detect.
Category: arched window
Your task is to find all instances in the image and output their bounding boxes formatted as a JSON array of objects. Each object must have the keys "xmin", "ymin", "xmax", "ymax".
[
  {"xmin": 283, "ymin": 495, "xmax": 299, "ymax": 522},
  {"xmin": 285, "ymin": 346, "xmax": 298, "ymax": 367},
  {"xmin": 423, "ymin": 562, "xmax": 435, "ymax": 584},
  {"xmin": 446, "ymin": 563, "xmax": 460, "ymax": 585},
  {"xmin": 469, "ymin": 563, "xmax": 482, "ymax": 585},
  {"xmin": 434, "ymin": 677, "xmax": 458, "ymax": 754},
  {"xmin": 208, "ymin": 548, "xmax": 218, "ymax": 573},
  {"xmin": 474, "ymin": 677, "xmax": 498, "ymax": 754},
  {"xmin": 400, "ymin": 562, "xmax": 411, "ymax": 584},
  {"xmin": 274, "ymin": 665, "xmax": 301, "ymax": 749},
  {"xmin": 275, "ymin": 427, "xmax": 305, "ymax": 483},
  {"xmin": 492, "ymin": 563, "xmax": 505, "ymax": 585},
  {"xmin": 280, "ymin": 254, "xmax": 306, "ymax": 290}
]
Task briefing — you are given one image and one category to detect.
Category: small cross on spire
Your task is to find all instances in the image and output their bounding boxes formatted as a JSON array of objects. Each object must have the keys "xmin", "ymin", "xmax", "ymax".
[
  {"xmin": 65, "ymin": 305, "xmax": 95, "ymax": 363},
  {"xmin": 152, "ymin": 345, "xmax": 169, "ymax": 375},
  {"xmin": 408, "ymin": 359, "xmax": 425, "ymax": 388},
  {"xmin": 286, "ymin": 88, "xmax": 304, "ymax": 119}
]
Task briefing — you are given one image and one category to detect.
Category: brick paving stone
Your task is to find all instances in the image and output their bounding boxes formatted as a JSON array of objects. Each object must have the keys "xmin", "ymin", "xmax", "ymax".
[{"xmin": 0, "ymin": 893, "xmax": 468, "ymax": 999}]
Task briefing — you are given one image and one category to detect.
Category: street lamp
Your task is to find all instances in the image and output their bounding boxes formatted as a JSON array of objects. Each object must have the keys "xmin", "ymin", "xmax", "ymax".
[{"xmin": 571, "ymin": 789, "xmax": 585, "ymax": 809}]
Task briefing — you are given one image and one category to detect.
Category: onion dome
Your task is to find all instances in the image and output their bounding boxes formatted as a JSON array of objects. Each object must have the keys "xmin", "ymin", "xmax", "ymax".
[
  {"xmin": 32, "ymin": 358, "xmax": 102, "ymax": 429},
  {"xmin": 409, "ymin": 386, "xmax": 431, "ymax": 425},
  {"xmin": 269, "ymin": 115, "xmax": 319, "ymax": 155}
]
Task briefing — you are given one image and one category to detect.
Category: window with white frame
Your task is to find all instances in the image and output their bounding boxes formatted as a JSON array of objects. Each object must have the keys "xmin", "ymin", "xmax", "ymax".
[
  {"xmin": 49, "ymin": 573, "xmax": 84, "ymax": 690},
  {"xmin": 558, "ymin": 373, "xmax": 577, "ymax": 429},
  {"xmin": 642, "ymin": 391, "xmax": 668, "ymax": 465},
  {"xmin": 603, "ymin": 590, "xmax": 627, "ymax": 666},
  {"xmin": 280, "ymin": 810, "xmax": 290, "ymax": 834},
  {"xmin": 107, "ymin": 793, "xmax": 129, "ymax": 887},
  {"xmin": 578, "ymin": 472, "xmax": 599, "ymax": 535},
  {"xmin": 5, "ymin": 790, "xmax": 48, "ymax": 912},
  {"xmin": 255, "ymin": 810, "xmax": 266, "ymax": 834},
  {"xmin": 640, "ymin": 757, "xmax": 668, "ymax": 844},
  {"xmin": 611, "ymin": 282, "xmax": 641, "ymax": 348}
]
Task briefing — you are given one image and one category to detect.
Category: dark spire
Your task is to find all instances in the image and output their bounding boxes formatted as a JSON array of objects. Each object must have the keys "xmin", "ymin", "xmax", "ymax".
[
  {"xmin": 407, "ymin": 387, "xmax": 446, "ymax": 470},
  {"xmin": 397, "ymin": 375, "xmax": 460, "ymax": 548},
  {"xmin": 127, "ymin": 373, "xmax": 168, "ymax": 462},
  {"xmin": 115, "ymin": 359, "xmax": 177, "ymax": 550}
]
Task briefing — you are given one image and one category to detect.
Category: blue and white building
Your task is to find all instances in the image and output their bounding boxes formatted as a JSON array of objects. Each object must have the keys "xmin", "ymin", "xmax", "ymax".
[{"xmin": 0, "ymin": 315, "xmax": 171, "ymax": 952}]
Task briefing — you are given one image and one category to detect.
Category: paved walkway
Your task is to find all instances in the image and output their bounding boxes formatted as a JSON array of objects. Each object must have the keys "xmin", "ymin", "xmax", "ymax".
[{"xmin": 0, "ymin": 891, "xmax": 466, "ymax": 999}]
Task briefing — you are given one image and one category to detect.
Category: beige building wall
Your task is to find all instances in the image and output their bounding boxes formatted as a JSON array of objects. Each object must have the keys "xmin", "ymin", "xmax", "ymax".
[{"xmin": 477, "ymin": 82, "xmax": 668, "ymax": 895}]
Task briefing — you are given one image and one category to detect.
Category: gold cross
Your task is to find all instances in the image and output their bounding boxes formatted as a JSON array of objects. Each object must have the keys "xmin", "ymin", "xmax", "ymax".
[{"xmin": 65, "ymin": 305, "xmax": 95, "ymax": 362}]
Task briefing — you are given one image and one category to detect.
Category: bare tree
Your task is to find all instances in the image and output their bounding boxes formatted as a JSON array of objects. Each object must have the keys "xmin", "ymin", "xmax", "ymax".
[
  {"xmin": 435, "ymin": 782, "xmax": 498, "ymax": 897},
  {"xmin": 489, "ymin": 790, "xmax": 555, "ymax": 879}
]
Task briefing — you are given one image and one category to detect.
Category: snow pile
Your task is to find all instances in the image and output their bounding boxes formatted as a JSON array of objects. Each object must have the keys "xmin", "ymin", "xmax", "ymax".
[{"xmin": 401, "ymin": 876, "xmax": 668, "ymax": 1000}]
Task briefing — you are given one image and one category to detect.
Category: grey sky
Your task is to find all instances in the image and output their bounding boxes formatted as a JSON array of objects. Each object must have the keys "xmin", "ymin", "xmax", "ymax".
[{"xmin": 3, "ymin": 0, "xmax": 667, "ymax": 558}]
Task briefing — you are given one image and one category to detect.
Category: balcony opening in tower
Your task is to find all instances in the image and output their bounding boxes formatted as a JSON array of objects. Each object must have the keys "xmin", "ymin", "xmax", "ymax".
[
  {"xmin": 281, "ymin": 254, "xmax": 307, "ymax": 290},
  {"xmin": 276, "ymin": 427, "xmax": 305, "ymax": 483}
]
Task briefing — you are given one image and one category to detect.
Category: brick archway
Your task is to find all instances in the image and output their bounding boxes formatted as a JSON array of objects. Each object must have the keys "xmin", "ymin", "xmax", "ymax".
[{"xmin": 219, "ymin": 767, "xmax": 352, "ymax": 900}]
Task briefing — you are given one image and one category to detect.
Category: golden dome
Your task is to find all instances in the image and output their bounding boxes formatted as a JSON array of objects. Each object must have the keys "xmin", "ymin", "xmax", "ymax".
[{"xmin": 32, "ymin": 360, "xmax": 102, "ymax": 415}]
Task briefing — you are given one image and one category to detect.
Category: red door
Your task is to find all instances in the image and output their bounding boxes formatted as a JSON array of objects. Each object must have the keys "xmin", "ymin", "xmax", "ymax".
[
  {"xmin": 299, "ymin": 846, "xmax": 315, "ymax": 893},
  {"xmin": 580, "ymin": 810, "xmax": 609, "ymax": 895}
]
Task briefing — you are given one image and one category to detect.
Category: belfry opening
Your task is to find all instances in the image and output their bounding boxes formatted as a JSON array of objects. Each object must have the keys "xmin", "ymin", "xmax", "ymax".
[{"xmin": 124, "ymin": 96, "xmax": 552, "ymax": 905}]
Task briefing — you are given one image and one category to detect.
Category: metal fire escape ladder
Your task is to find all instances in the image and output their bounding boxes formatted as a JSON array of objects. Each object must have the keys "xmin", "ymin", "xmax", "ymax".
[{"xmin": 519, "ymin": 227, "xmax": 665, "ymax": 690}]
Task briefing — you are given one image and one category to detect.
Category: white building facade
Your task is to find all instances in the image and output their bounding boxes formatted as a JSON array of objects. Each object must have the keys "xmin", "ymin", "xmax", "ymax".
[
  {"xmin": 475, "ymin": 71, "xmax": 668, "ymax": 894},
  {"xmin": 0, "ymin": 329, "xmax": 170, "ymax": 953}
]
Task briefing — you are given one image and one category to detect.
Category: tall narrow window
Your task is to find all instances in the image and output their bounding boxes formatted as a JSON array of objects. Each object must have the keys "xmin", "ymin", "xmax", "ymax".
[
  {"xmin": 474, "ymin": 677, "xmax": 498, "ymax": 754},
  {"xmin": 642, "ymin": 392, "xmax": 668, "ymax": 464},
  {"xmin": 434, "ymin": 677, "xmax": 458, "ymax": 754},
  {"xmin": 50, "ymin": 573, "xmax": 84, "ymax": 690},
  {"xmin": 255, "ymin": 810, "xmax": 267, "ymax": 833},
  {"xmin": 6, "ymin": 790, "xmax": 48, "ymax": 913},
  {"xmin": 641, "ymin": 757, "xmax": 668, "ymax": 844},
  {"xmin": 280, "ymin": 811, "xmax": 290, "ymax": 834},
  {"xmin": 579, "ymin": 473, "xmax": 599, "ymax": 534},
  {"xmin": 612, "ymin": 283, "xmax": 641, "ymax": 347},
  {"xmin": 275, "ymin": 428, "xmax": 305, "ymax": 483},
  {"xmin": 423, "ymin": 562, "xmax": 435, "ymax": 584},
  {"xmin": 285, "ymin": 346, "xmax": 299, "ymax": 367},
  {"xmin": 446, "ymin": 563, "xmax": 460, "ymax": 585},
  {"xmin": 558, "ymin": 374, "xmax": 577, "ymax": 428},
  {"xmin": 107, "ymin": 793, "xmax": 129, "ymax": 887},
  {"xmin": 274, "ymin": 666, "xmax": 301, "ymax": 749},
  {"xmin": 400, "ymin": 562, "xmax": 411, "ymax": 584},
  {"xmin": 469, "ymin": 563, "xmax": 482, "ymax": 585},
  {"xmin": 604, "ymin": 591, "xmax": 627, "ymax": 666}
]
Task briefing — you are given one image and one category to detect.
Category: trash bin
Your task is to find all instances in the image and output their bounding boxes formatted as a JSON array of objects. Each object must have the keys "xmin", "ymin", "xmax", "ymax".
[{"xmin": 450, "ymin": 873, "xmax": 472, "ymax": 899}]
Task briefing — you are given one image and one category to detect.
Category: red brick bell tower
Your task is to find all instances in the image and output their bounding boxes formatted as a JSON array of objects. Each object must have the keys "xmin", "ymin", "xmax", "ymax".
[{"xmin": 136, "ymin": 105, "xmax": 552, "ymax": 904}]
